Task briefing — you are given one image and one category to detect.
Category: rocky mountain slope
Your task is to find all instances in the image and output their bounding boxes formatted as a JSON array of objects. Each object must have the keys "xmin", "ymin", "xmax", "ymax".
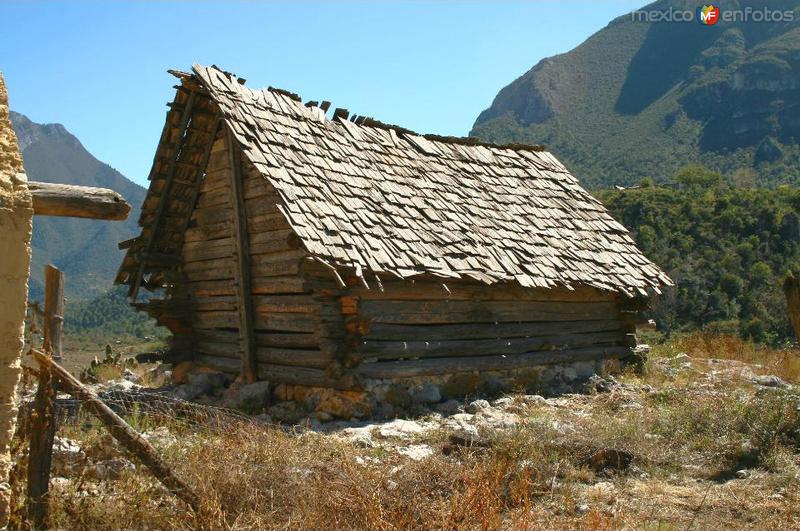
[
  {"xmin": 10, "ymin": 112, "xmax": 145, "ymax": 301},
  {"xmin": 471, "ymin": 0, "xmax": 800, "ymax": 188}
]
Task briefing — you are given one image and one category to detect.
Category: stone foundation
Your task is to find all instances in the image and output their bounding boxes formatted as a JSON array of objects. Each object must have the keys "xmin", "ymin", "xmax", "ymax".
[{"xmin": 269, "ymin": 357, "xmax": 625, "ymax": 421}]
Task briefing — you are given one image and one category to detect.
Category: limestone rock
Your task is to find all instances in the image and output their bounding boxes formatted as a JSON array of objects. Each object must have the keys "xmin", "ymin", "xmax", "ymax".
[
  {"xmin": 397, "ymin": 444, "xmax": 434, "ymax": 461},
  {"xmin": 466, "ymin": 399, "xmax": 490, "ymax": 414},
  {"xmin": 235, "ymin": 381, "xmax": 272, "ymax": 413},
  {"xmin": 411, "ymin": 383, "xmax": 441, "ymax": 404},
  {"xmin": 435, "ymin": 399, "xmax": 463, "ymax": 415}
]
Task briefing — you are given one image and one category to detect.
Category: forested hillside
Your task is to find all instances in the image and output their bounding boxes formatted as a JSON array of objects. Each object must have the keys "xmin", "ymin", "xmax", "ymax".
[
  {"xmin": 472, "ymin": 0, "xmax": 800, "ymax": 188},
  {"xmin": 599, "ymin": 166, "xmax": 800, "ymax": 343}
]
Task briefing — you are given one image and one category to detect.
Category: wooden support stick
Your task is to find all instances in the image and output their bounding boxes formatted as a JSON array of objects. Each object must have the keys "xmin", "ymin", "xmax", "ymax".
[
  {"xmin": 30, "ymin": 350, "xmax": 200, "ymax": 511},
  {"xmin": 42, "ymin": 265, "xmax": 65, "ymax": 362},
  {"xmin": 29, "ymin": 181, "xmax": 131, "ymax": 220},
  {"xmin": 227, "ymin": 129, "xmax": 257, "ymax": 383}
]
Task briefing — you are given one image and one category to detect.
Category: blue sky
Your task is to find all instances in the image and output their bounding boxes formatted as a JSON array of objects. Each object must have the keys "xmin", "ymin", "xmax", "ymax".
[{"xmin": 1, "ymin": 1, "xmax": 643, "ymax": 187}]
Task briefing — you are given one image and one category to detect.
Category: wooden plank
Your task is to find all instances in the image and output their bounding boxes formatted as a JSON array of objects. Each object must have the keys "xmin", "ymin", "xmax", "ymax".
[
  {"xmin": 360, "ymin": 283, "xmax": 614, "ymax": 303},
  {"xmin": 184, "ymin": 221, "xmax": 233, "ymax": 242},
  {"xmin": 191, "ymin": 204, "xmax": 233, "ymax": 226},
  {"xmin": 227, "ymin": 129, "xmax": 258, "ymax": 383},
  {"xmin": 186, "ymin": 276, "xmax": 308, "ymax": 297},
  {"xmin": 196, "ymin": 328, "xmax": 320, "ymax": 349},
  {"xmin": 194, "ymin": 355, "xmax": 354, "ymax": 389},
  {"xmin": 358, "ymin": 346, "xmax": 631, "ymax": 379},
  {"xmin": 360, "ymin": 300, "xmax": 618, "ymax": 324},
  {"xmin": 360, "ymin": 330, "xmax": 623, "ymax": 360},
  {"xmin": 173, "ymin": 116, "xmax": 222, "ymax": 241},
  {"xmin": 364, "ymin": 319, "xmax": 621, "ymax": 341},
  {"xmin": 194, "ymin": 342, "xmax": 331, "ymax": 369},
  {"xmin": 29, "ymin": 181, "xmax": 131, "ymax": 221}
]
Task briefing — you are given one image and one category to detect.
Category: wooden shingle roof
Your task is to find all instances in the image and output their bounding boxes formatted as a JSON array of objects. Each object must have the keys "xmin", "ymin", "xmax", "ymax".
[{"xmin": 126, "ymin": 64, "xmax": 672, "ymax": 296}]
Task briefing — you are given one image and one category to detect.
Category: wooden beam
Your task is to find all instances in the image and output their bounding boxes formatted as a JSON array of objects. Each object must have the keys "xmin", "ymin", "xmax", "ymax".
[
  {"xmin": 28, "ymin": 182, "xmax": 130, "ymax": 220},
  {"xmin": 358, "ymin": 346, "xmax": 631, "ymax": 379},
  {"xmin": 131, "ymin": 90, "xmax": 197, "ymax": 301},
  {"xmin": 227, "ymin": 129, "xmax": 258, "ymax": 383}
]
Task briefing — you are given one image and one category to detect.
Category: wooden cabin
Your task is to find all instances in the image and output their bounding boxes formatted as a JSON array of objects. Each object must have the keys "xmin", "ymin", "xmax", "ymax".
[{"xmin": 116, "ymin": 64, "xmax": 671, "ymax": 395}]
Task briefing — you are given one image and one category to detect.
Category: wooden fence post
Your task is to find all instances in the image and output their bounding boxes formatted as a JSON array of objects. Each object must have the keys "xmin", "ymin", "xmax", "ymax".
[
  {"xmin": 26, "ymin": 265, "xmax": 63, "ymax": 529},
  {"xmin": 43, "ymin": 265, "xmax": 64, "ymax": 362}
]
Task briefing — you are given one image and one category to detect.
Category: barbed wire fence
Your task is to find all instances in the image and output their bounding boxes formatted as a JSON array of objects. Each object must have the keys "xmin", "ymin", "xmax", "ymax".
[
  {"xmin": 7, "ymin": 270, "xmax": 267, "ymax": 531},
  {"xmin": 7, "ymin": 352, "xmax": 266, "ymax": 530}
]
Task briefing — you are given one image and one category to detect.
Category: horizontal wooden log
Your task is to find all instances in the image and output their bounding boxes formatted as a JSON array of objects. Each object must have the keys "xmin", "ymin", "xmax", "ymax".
[
  {"xmin": 29, "ymin": 181, "xmax": 131, "ymax": 220},
  {"xmin": 194, "ymin": 341, "xmax": 331, "ymax": 368},
  {"xmin": 184, "ymin": 221, "xmax": 232, "ymax": 242},
  {"xmin": 182, "ymin": 238, "xmax": 234, "ymax": 262},
  {"xmin": 360, "ymin": 300, "xmax": 618, "ymax": 324},
  {"xmin": 192, "ymin": 205, "xmax": 232, "ymax": 227},
  {"xmin": 352, "ymin": 281, "xmax": 614, "ymax": 303},
  {"xmin": 196, "ymin": 328, "xmax": 320, "ymax": 349},
  {"xmin": 363, "ymin": 319, "xmax": 621, "ymax": 341},
  {"xmin": 360, "ymin": 330, "xmax": 623, "ymax": 360},
  {"xmin": 193, "ymin": 294, "xmax": 319, "ymax": 314},
  {"xmin": 358, "ymin": 346, "xmax": 631, "ymax": 379},
  {"xmin": 193, "ymin": 311, "xmax": 318, "ymax": 333},
  {"xmin": 186, "ymin": 276, "xmax": 308, "ymax": 296},
  {"xmin": 194, "ymin": 355, "xmax": 354, "ymax": 389}
]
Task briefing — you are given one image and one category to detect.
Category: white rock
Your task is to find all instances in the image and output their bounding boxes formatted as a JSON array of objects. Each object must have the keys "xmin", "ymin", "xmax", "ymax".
[
  {"xmin": 466, "ymin": 399, "xmax": 490, "ymax": 413},
  {"xmin": 435, "ymin": 399, "xmax": 463, "ymax": 415},
  {"xmin": 752, "ymin": 375, "xmax": 788, "ymax": 388},
  {"xmin": 142, "ymin": 426, "xmax": 177, "ymax": 448},
  {"xmin": 341, "ymin": 426, "xmax": 377, "ymax": 448},
  {"xmin": 522, "ymin": 395, "xmax": 548, "ymax": 407},
  {"xmin": 377, "ymin": 419, "xmax": 431, "ymax": 440},
  {"xmin": 491, "ymin": 397, "xmax": 514, "ymax": 408},
  {"xmin": 412, "ymin": 383, "xmax": 442, "ymax": 404},
  {"xmin": 397, "ymin": 444, "xmax": 434, "ymax": 461}
]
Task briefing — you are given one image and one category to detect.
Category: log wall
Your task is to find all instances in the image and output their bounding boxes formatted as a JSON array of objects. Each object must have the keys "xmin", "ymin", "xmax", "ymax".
[{"xmin": 302, "ymin": 265, "xmax": 632, "ymax": 382}]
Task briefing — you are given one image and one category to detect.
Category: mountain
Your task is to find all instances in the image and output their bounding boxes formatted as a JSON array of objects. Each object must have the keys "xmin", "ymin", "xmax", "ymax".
[
  {"xmin": 471, "ymin": 0, "xmax": 800, "ymax": 188},
  {"xmin": 10, "ymin": 111, "xmax": 146, "ymax": 301}
]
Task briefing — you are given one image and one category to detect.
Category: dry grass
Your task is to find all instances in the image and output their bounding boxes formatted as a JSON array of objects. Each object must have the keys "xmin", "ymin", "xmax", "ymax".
[
  {"xmin": 27, "ymin": 334, "xmax": 800, "ymax": 530},
  {"xmin": 653, "ymin": 332, "xmax": 800, "ymax": 381}
]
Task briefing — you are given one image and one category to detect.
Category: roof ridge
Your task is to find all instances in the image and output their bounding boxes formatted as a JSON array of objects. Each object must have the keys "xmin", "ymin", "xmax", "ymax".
[{"xmin": 191, "ymin": 64, "xmax": 548, "ymax": 154}]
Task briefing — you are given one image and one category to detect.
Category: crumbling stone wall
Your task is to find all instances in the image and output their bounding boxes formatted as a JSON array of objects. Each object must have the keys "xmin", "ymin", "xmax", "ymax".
[{"xmin": 0, "ymin": 72, "xmax": 33, "ymax": 521}]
